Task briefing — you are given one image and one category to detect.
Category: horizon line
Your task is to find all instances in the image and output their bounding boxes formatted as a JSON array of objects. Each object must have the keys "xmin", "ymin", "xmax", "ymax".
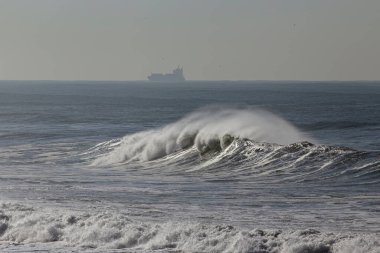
[{"xmin": 1, "ymin": 79, "xmax": 380, "ymax": 82}]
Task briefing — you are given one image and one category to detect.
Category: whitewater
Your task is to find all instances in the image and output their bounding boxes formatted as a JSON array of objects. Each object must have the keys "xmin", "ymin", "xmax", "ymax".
[{"xmin": 0, "ymin": 81, "xmax": 379, "ymax": 252}]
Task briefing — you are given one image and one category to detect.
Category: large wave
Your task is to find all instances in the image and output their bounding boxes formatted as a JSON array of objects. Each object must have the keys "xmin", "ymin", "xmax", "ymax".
[
  {"xmin": 92, "ymin": 107, "xmax": 310, "ymax": 165},
  {"xmin": 87, "ymin": 108, "xmax": 380, "ymax": 185}
]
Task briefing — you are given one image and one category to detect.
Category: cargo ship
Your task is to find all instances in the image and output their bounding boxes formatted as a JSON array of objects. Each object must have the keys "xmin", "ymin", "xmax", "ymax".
[{"xmin": 147, "ymin": 66, "xmax": 186, "ymax": 82}]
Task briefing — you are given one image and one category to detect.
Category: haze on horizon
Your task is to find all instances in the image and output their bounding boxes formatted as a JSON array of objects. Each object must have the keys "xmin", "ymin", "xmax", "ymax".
[{"xmin": 0, "ymin": 0, "xmax": 379, "ymax": 81}]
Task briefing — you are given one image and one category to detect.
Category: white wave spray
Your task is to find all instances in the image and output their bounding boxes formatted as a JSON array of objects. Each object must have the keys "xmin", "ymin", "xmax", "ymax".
[{"xmin": 93, "ymin": 107, "xmax": 311, "ymax": 165}]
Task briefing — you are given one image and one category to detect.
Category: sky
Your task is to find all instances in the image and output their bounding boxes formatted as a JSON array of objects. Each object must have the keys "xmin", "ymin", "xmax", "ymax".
[{"xmin": 0, "ymin": 0, "xmax": 379, "ymax": 81}]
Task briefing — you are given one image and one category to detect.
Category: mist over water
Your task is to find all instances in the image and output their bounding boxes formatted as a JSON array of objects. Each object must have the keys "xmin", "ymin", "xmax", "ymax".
[{"xmin": 0, "ymin": 81, "xmax": 379, "ymax": 252}]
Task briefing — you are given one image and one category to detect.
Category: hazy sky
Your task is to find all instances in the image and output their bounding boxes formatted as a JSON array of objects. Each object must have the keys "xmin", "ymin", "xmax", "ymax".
[{"xmin": 0, "ymin": 0, "xmax": 379, "ymax": 80}]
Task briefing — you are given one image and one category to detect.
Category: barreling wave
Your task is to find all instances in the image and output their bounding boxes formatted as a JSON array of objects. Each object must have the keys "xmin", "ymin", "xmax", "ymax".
[
  {"xmin": 0, "ymin": 202, "xmax": 378, "ymax": 253},
  {"xmin": 87, "ymin": 108, "xmax": 379, "ymax": 184}
]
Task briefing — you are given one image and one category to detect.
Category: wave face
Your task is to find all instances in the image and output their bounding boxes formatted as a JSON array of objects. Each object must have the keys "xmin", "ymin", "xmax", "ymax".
[
  {"xmin": 92, "ymin": 108, "xmax": 310, "ymax": 164},
  {"xmin": 0, "ymin": 202, "xmax": 379, "ymax": 253}
]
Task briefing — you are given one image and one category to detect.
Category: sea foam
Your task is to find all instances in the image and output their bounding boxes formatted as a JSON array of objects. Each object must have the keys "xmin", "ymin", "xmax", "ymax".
[{"xmin": 0, "ymin": 202, "xmax": 378, "ymax": 253}]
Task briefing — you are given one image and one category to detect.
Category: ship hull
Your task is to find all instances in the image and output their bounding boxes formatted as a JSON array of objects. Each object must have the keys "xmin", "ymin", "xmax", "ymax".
[{"xmin": 147, "ymin": 75, "xmax": 185, "ymax": 82}]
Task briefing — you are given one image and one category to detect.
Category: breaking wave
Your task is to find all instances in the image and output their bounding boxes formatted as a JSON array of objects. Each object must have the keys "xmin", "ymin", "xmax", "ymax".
[
  {"xmin": 0, "ymin": 202, "xmax": 378, "ymax": 253},
  {"xmin": 86, "ymin": 108, "xmax": 380, "ymax": 185},
  {"xmin": 91, "ymin": 107, "xmax": 310, "ymax": 164}
]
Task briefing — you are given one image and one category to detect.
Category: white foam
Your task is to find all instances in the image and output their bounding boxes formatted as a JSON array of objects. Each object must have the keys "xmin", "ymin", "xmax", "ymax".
[
  {"xmin": 93, "ymin": 107, "xmax": 309, "ymax": 165},
  {"xmin": 0, "ymin": 203, "xmax": 378, "ymax": 253}
]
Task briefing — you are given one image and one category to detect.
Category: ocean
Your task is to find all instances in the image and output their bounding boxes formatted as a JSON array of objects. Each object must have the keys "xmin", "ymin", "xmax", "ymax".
[{"xmin": 0, "ymin": 80, "xmax": 379, "ymax": 252}]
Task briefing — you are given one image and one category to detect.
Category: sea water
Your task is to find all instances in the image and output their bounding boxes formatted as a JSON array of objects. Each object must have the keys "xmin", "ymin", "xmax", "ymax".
[{"xmin": 0, "ymin": 81, "xmax": 379, "ymax": 252}]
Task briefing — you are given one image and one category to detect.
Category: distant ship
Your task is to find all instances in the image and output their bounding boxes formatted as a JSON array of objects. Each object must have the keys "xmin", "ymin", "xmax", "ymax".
[{"xmin": 147, "ymin": 66, "xmax": 186, "ymax": 82}]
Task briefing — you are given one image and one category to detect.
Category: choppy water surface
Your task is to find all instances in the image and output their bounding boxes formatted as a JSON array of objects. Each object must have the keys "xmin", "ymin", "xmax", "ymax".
[{"xmin": 0, "ymin": 81, "xmax": 379, "ymax": 252}]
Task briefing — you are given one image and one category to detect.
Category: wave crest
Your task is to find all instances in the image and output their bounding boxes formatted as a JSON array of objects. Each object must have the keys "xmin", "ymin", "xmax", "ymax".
[{"xmin": 92, "ymin": 108, "xmax": 309, "ymax": 164}]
